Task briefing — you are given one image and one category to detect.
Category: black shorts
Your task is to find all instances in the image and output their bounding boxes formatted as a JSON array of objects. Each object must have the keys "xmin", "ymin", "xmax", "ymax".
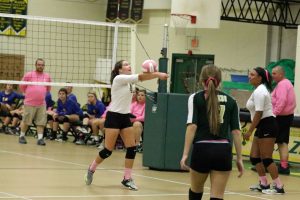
[
  {"xmin": 275, "ymin": 114, "xmax": 293, "ymax": 144},
  {"xmin": 254, "ymin": 116, "xmax": 278, "ymax": 139},
  {"xmin": 190, "ymin": 142, "xmax": 232, "ymax": 173},
  {"xmin": 104, "ymin": 111, "xmax": 132, "ymax": 130}
]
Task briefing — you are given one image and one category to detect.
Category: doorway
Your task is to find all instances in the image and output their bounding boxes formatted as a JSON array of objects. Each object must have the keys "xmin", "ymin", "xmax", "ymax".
[{"xmin": 170, "ymin": 53, "xmax": 214, "ymax": 93}]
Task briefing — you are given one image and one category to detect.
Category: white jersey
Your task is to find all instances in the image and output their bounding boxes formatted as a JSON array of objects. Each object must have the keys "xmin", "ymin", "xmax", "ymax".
[
  {"xmin": 246, "ymin": 84, "xmax": 274, "ymax": 121},
  {"xmin": 109, "ymin": 74, "xmax": 139, "ymax": 114}
]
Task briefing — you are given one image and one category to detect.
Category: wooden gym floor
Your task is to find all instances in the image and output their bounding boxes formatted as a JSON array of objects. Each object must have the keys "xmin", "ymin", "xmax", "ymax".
[{"xmin": 0, "ymin": 133, "xmax": 299, "ymax": 200}]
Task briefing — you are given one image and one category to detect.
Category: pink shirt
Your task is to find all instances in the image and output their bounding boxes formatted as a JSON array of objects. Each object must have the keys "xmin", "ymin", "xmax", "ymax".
[
  {"xmin": 271, "ymin": 78, "xmax": 296, "ymax": 116},
  {"xmin": 20, "ymin": 71, "xmax": 51, "ymax": 106},
  {"xmin": 130, "ymin": 101, "xmax": 145, "ymax": 122}
]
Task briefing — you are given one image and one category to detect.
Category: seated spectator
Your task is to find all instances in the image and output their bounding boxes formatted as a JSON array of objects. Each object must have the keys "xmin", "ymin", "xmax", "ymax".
[
  {"xmin": 76, "ymin": 91, "xmax": 106, "ymax": 145},
  {"xmin": 49, "ymin": 88, "xmax": 83, "ymax": 141},
  {"xmin": 65, "ymin": 84, "xmax": 78, "ymax": 104},
  {"xmin": 89, "ymin": 103, "xmax": 110, "ymax": 148},
  {"xmin": 130, "ymin": 90, "xmax": 146, "ymax": 152},
  {"xmin": 6, "ymin": 99, "xmax": 24, "ymax": 135},
  {"xmin": 0, "ymin": 84, "xmax": 24, "ymax": 133},
  {"xmin": 45, "ymin": 91, "xmax": 55, "ymax": 138}
]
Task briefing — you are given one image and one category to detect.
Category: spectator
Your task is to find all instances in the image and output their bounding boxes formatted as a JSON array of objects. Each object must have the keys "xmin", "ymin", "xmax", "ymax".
[
  {"xmin": 76, "ymin": 91, "xmax": 105, "ymax": 145},
  {"xmin": 51, "ymin": 88, "xmax": 83, "ymax": 142},
  {"xmin": 0, "ymin": 84, "xmax": 24, "ymax": 133},
  {"xmin": 130, "ymin": 90, "xmax": 146, "ymax": 152}
]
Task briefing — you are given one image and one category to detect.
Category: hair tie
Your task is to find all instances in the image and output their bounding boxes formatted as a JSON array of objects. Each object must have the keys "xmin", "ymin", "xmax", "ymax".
[
  {"xmin": 205, "ymin": 77, "xmax": 219, "ymax": 87},
  {"xmin": 265, "ymin": 69, "xmax": 269, "ymax": 82}
]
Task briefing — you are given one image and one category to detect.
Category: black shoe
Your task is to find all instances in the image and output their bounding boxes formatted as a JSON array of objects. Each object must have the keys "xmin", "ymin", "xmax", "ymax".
[
  {"xmin": 278, "ymin": 165, "xmax": 290, "ymax": 175},
  {"xmin": 37, "ymin": 139, "xmax": 46, "ymax": 146},
  {"xmin": 49, "ymin": 133, "xmax": 57, "ymax": 140}
]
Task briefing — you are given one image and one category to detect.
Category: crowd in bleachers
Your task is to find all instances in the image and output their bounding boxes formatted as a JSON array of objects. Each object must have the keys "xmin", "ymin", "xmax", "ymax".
[{"xmin": 0, "ymin": 83, "xmax": 146, "ymax": 152}]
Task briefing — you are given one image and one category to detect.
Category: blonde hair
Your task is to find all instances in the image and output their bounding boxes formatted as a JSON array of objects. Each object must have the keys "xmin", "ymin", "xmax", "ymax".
[
  {"xmin": 88, "ymin": 91, "xmax": 98, "ymax": 99},
  {"xmin": 199, "ymin": 65, "xmax": 222, "ymax": 135}
]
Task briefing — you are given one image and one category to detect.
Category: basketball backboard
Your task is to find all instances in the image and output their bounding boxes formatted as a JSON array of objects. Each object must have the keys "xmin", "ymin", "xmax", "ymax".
[{"xmin": 170, "ymin": 0, "xmax": 221, "ymax": 29}]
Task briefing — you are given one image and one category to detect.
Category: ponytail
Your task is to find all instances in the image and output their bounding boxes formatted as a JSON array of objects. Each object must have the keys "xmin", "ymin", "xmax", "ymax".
[
  {"xmin": 110, "ymin": 60, "xmax": 125, "ymax": 84},
  {"xmin": 200, "ymin": 65, "xmax": 222, "ymax": 135},
  {"xmin": 254, "ymin": 67, "xmax": 273, "ymax": 91}
]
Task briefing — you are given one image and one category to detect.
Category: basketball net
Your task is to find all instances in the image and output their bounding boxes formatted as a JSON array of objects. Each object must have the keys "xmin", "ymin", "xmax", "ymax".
[{"xmin": 171, "ymin": 14, "xmax": 196, "ymax": 35}]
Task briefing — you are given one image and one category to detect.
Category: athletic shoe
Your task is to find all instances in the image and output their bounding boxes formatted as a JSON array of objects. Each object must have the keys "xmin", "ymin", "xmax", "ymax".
[
  {"xmin": 136, "ymin": 144, "xmax": 143, "ymax": 153},
  {"xmin": 19, "ymin": 136, "xmax": 27, "ymax": 144},
  {"xmin": 37, "ymin": 139, "xmax": 46, "ymax": 146},
  {"xmin": 262, "ymin": 184, "xmax": 285, "ymax": 194},
  {"xmin": 56, "ymin": 134, "xmax": 68, "ymax": 142},
  {"xmin": 121, "ymin": 178, "xmax": 138, "ymax": 191},
  {"xmin": 49, "ymin": 133, "xmax": 57, "ymax": 140},
  {"xmin": 87, "ymin": 138, "xmax": 100, "ymax": 146},
  {"xmin": 278, "ymin": 165, "xmax": 290, "ymax": 175},
  {"xmin": 85, "ymin": 168, "xmax": 94, "ymax": 185},
  {"xmin": 75, "ymin": 139, "xmax": 85, "ymax": 145},
  {"xmin": 249, "ymin": 182, "xmax": 270, "ymax": 192},
  {"xmin": 77, "ymin": 127, "xmax": 89, "ymax": 134},
  {"xmin": 6, "ymin": 127, "xmax": 16, "ymax": 135}
]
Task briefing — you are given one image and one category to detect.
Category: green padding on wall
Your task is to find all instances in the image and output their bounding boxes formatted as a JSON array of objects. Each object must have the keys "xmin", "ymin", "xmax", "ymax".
[
  {"xmin": 143, "ymin": 93, "xmax": 168, "ymax": 169},
  {"xmin": 143, "ymin": 93, "xmax": 189, "ymax": 170}
]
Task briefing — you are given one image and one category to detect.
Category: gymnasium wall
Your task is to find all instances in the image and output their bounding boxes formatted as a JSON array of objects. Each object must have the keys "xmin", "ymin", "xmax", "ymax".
[
  {"xmin": 1, "ymin": 0, "xmax": 298, "ymax": 108},
  {"xmin": 135, "ymin": 9, "xmax": 268, "ymax": 91}
]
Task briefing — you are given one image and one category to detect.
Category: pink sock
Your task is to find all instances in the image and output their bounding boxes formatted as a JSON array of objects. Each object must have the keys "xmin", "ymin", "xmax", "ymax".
[
  {"xmin": 280, "ymin": 160, "xmax": 288, "ymax": 168},
  {"xmin": 273, "ymin": 177, "xmax": 283, "ymax": 188},
  {"xmin": 259, "ymin": 176, "xmax": 268, "ymax": 186},
  {"xmin": 89, "ymin": 160, "xmax": 99, "ymax": 172},
  {"xmin": 124, "ymin": 168, "xmax": 132, "ymax": 180}
]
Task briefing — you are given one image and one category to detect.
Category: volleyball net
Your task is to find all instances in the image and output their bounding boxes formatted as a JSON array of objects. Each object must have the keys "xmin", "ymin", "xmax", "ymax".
[{"xmin": 0, "ymin": 13, "xmax": 135, "ymax": 90}]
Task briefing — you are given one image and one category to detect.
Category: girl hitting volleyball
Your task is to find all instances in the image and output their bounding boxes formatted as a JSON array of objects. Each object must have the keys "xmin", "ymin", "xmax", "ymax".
[{"xmin": 85, "ymin": 59, "xmax": 168, "ymax": 190}]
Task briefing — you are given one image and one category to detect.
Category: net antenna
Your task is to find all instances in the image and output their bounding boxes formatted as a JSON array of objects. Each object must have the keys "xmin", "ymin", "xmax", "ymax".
[{"xmin": 170, "ymin": 13, "xmax": 197, "ymax": 35}]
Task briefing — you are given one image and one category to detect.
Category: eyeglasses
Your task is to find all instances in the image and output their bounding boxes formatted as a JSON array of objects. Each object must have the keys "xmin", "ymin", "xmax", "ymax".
[{"xmin": 37, "ymin": 64, "xmax": 45, "ymax": 66}]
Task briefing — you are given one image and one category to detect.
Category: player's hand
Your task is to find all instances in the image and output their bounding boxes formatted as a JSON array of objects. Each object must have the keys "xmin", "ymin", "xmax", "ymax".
[
  {"xmin": 243, "ymin": 131, "xmax": 252, "ymax": 141},
  {"xmin": 158, "ymin": 72, "xmax": 169, "ymax": 80},
  {"xmin": 180, "ymin": 155, "xmax": 190, "ymax": 171},
  {"xmin": 236, "ymin": 158, "xmax": 244, "ymax": 178}
]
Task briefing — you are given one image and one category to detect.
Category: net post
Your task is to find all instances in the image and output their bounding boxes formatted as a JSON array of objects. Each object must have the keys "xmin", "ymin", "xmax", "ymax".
[
  {"xmin": 112, "ymin": 21, "xmax": 120, "ymax": 70},
  {"xmin": 131, "ymin": 25, "xmax": 137, "ymax": 74}
]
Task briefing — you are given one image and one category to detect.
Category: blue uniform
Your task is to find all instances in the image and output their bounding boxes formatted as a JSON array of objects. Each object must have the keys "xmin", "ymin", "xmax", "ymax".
[
  {"xmin": 0, "ymin": 91, "xmax": 24, "ymax": 106},
  {"xmin": 57, "ymin": 99, "xmax": 83, "ymax": 117},
  {"xmin": 68, "ymin": 93, "xmax": 78, "ymax": 103},
  {"xmin": 87, "ymin": 100, "xmax": 106, "ymax": 118},
  {"xmin": 45, "ymin": 92, "xmax": 54, "ymax": 109}
]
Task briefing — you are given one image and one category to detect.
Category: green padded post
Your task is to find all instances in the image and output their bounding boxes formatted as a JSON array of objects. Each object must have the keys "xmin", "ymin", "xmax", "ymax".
[{"xmin": 158, "ymin": 57, "xmax": 168, "ymax": 93}]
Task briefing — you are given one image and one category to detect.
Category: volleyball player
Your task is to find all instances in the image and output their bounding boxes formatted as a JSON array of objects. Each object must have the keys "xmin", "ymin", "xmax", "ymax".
[
  {"xmin": 180, "ymin": 65, "xmax": 244, "ymax": 200},
  {"xmin": 84, "ymin": 60, "xmax": 168, "ymax": 190},
  {"xmin": 244, "ymin": 67, "xmax": 285, "ymax": 194}
]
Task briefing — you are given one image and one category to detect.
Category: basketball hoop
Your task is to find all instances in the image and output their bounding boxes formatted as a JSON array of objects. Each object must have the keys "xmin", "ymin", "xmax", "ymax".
[{"xmin": 171, "ymin": 14, "xmax": 197, "ymax": 35}]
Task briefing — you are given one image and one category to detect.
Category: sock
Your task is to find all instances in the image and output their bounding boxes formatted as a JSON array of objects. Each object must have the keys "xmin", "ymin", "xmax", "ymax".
[
  {"xmin": 124, "ymin": 168, "xmax": 132, "ymax": 180},
  {"xmin": 189, "ymin": 189, "xmax": 203, "ymax": 200},
  {"xmin": 273, "ymin": 177, "xmax": 283, "ymax": 188},
  {"xmin": 94, "ymin": 135, "xmax": 100, "ymax": 141},
  {"xmin": 89, "ymin": 160, "xmax": 99, "ymax": 172},
  {"xmin": 259, "ymin": 176, "xmax": 268, "ymax": 186},
  {"xmin": 37, "ymin": 133, "xmax": 43, "ymax": 140},
  {"xmin": 280, "ymin": 160, "xmax": 288, "ymax": 168},
  {"xmin": 20, "ymin": 131, "xmax": 25, "ymax": 137}
]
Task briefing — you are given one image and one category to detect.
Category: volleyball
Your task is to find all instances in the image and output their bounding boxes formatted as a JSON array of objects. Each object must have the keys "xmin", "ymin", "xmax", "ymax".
[{"xmin": 142, "ymin": 59, "xmax": 158, "ymax": 73}]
